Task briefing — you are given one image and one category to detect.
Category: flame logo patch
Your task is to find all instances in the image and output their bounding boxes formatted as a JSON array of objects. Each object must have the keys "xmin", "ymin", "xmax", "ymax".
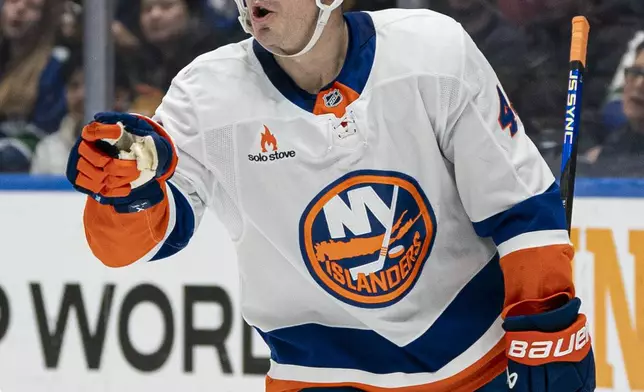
[
  {"xmin": 299, "ymin": 170, "xmax": 437, "ymax": 308},
  {"xmin": 248, "ymin": 125, "xmax": 296, "ymax": 163},
  {"xmin": 261, "ymin": 126, "xmax": 278, "ymax": 152}
]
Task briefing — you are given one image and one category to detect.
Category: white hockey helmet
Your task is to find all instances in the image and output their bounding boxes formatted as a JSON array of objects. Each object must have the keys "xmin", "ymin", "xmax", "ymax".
[{"xmin": 234, "ymin": 0, "xmax": 344, "ymax": 58}]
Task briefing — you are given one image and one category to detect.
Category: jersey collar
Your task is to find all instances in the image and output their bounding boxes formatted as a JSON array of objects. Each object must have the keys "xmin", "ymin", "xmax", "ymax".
[{"xmin": 253, "ymin": 12, "xmax": 376, "ymax": 115}]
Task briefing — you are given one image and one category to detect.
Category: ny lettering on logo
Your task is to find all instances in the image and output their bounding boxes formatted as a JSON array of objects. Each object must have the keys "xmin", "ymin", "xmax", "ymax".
[{"xmin": 300, "ymin": 170, "xmax": 436, "ymax": 308}]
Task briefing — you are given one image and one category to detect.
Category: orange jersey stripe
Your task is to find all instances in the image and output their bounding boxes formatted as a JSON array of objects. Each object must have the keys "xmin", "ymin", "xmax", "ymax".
[
  {"xmin": 83, "ymin": 186, "xmax": 171, "ymax": 268},
  {"xmin": 265, "ymin": 340, "xmax": 507, "ymax": 392},
  {"xmin": 499, "ymin": 244, "xmax": 575, "ymax": 312}
]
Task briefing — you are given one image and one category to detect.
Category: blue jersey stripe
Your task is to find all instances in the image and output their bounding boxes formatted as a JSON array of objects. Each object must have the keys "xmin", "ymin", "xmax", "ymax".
[
  {"xmin": 257, "ymin": 255, "xmax": 503, "ymax": 373},
  {"xmin": 404, "ymin": 254, "xmax": 503, "ymax": 369},
  {"xmin": 253, "ymin": 12, "xmax": 375, "ymax": 114},
  {"xmin": 472, "ymin": 182, "xmax": 567, "ymax": 246},
  {"xmin": 151, "ymin": 181, "xmax": 196, "ymax": 261}
]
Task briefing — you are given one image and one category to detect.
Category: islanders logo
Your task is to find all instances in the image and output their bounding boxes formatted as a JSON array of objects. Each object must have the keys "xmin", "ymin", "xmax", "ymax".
[{"xmin": 299, "ymin": 170, "xmax": 437, "ymax": 308}]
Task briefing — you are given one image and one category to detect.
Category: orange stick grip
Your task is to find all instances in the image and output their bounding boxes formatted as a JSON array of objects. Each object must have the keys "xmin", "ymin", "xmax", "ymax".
[{"xmin": 570, "ymin": 16, "xmax": 590, "ymax": 67}]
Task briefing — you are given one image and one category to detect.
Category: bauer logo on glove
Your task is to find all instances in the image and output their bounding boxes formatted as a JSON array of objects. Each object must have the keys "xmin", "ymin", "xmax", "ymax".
[{"xmin": 507, "ymin": 315, "xmax": 590, "ymax": 366}]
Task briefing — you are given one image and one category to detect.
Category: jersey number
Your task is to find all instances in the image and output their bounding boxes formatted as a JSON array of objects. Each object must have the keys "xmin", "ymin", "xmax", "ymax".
[{"xmin": 497, "ymin": 86, "xmax": 518, "ymax": 137}]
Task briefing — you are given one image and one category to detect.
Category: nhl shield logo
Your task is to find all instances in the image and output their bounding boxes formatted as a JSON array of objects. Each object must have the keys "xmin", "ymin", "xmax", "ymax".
[
  {"xmin": 323, "ymin": 89, "xmax": 344, "ymax": 108},
  {"xmin": 299, "ymin": 170, "xmax": 437, "ymax": 308}
]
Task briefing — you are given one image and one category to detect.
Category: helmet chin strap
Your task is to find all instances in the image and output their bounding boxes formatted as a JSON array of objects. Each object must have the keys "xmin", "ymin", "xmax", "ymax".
[{"xmin": 235, "ymin": 0, "xmax": 344, "ymax": 58}]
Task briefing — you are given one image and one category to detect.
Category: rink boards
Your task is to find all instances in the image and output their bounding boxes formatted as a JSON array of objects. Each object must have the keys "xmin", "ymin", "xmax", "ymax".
[{"xmin": 0, "ymin": 176, "xmax": 642, "ymax": 392}]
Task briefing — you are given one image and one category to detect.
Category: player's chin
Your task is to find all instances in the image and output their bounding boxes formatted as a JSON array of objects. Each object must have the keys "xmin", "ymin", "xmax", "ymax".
[
  {"xmin": 252, "ymin": 30, "xmax": 282, "ymax": 52},
  {"xmin": 251, "ymin": 26, "xmax": 270, "ymax": 40}
]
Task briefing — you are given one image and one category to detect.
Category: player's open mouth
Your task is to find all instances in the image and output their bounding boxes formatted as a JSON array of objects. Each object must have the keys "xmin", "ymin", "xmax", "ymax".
[{"xmin": 252, "ymin": 6, "xmax": 274, "ymax": 21}]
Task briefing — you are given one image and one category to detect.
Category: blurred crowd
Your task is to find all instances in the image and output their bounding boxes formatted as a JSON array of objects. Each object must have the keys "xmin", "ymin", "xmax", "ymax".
[{"xmin": 1, "ymin": 0, "xmax": 643, "ymax": 177}]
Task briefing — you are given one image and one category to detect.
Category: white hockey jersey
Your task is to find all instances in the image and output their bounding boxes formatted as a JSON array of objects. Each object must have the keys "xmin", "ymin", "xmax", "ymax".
[{"xmin": 88, "ymin": 8, "xmax": 575, "ymax": 392}]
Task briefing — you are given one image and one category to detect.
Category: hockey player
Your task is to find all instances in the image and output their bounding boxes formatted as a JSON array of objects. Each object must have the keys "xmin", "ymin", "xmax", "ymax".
[{"xmin": 66, "ymin": 1, "xmax": 595, "ymax": 391}]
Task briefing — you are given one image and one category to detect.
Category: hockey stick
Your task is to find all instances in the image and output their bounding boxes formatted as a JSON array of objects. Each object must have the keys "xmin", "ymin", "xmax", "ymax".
[
  {"xmin": 350, "ymin": 185, "xmax": 399, "ymax": 280},
  {"xmin": 560, "ymin": 16, "xmax": 590, "ymax": 233}
]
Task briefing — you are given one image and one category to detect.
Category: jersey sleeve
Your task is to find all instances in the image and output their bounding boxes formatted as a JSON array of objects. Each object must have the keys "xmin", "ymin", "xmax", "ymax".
[
  {"xmin": 436, "ymin": 26, "xmax": 575, "ymax": 315},
  {"xmin": 149, "ymin": 67, "xmax": 217, "ymax": 261},
  {"xmin": 84, "ymin": 67, "xmax": 215, "ymax": 267}
]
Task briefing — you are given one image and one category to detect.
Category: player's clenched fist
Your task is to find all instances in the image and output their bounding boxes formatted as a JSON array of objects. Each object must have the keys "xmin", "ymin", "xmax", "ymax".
[{"xmin": 66, "ymin": 112, "xmax": 178, "ymax": 213}]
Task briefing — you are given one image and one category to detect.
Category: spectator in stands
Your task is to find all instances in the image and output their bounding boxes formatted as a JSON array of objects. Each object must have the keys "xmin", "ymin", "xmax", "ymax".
[
  {"xmin": 511, "ymin": 0, "xmax": 640, "ymax": 158},
  {"xmin": 115, "ymin": 0, "xmax": 246, "ymax": 49},
  {"xmin": 344, "ymin": 0, "xmax": 397, "ymax": 11},
  {"xmin": 582, "ymin": 0, "xmax": 642, "ymax": 139},
  {"xmin": 0, "ymin": 0, "xmax": 66, "ymax": 172},
  {"xmin": 30, "ymin": 52, "xmax": 133, "ymax": 175},
  {"xmin": 496, "ymin": 0, "xmax": 545, "ymax": 26},
  {"xmin": 117, "ymin": 0, "xmax": 230, "ymax": 115},
  {"xmin": 579, "ymin": 42, "xmax": 644, "ymax": 177},
  {"xmin": 602, "ymin": 30, "xmax": 644, "ymax": 134},
  {"xmin": 57, "ymin": 0, "xmax": 82, "ymax": 52},
  {"xmin": 198, "ymin": 0, "xmax": 246, "ymax": 40},
  {"xmin": 447, "ymin": 0, "xmax": 530, "ymax": 126}
]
